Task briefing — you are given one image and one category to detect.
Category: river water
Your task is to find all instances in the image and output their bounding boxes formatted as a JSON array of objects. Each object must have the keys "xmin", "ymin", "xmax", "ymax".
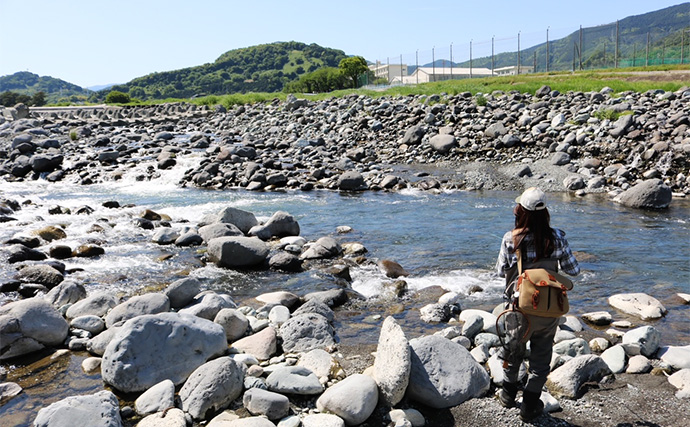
[{"xmin": 1, "ymin": 152, "xmax": 688, "ymax": 425}]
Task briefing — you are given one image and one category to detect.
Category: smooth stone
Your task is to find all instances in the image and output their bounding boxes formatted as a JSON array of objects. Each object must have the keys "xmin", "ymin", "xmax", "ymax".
[
  {"xmin": 266, "ymin": 366, "xmax": 324, "ymax": 395},
  {"xmin": 135, "ymin": 379, "xmax": 175, "ymax": 416},
  {"xmin": 581, "ymin": 311, "xmax": 612, "ymax": 326},
  {"xmin": 608, "ymin": 293, "xmax": 667, "ymax": 320},
  {"xmin": 301, "ymin": 413, "xmax": 345, "ymax": 427},
  {"xmin": 668, "ymin": 369, "xmax": 690, "ymax": 399},
  {"xmin": 212, "ymin": 206, "xmax": 259, "ymax": 234},
  {"xmin": 232, "ymin": 326, "xmax": 277, "ymax": 360},
  {"xmin": 198, "ymin": 223, "xmax": 244, "ymax": 242},
  {"xmin": 553, "ymin": 338, "xmax": 591, "ymax": 358},
  {"xmin": 0, "ymin": 299, "xmax": 69, "ymax": 360},
  {"xmin": 65, "ymin": 292, "xmax": 118, "ymax": 319},
  {"xmin": 546, "ymin": 355, "xmax": 612, "ymax": 399},
  {"xmin": 243, "ymin": 388, "xmax": 289, "ymax": 420},
  {"xmin": 297, "ymin": 349, "xmax": 338, "ymax": 379},
  {"xmin": 179, "ymin": 291, "xmax": 236, "ymax": 320},
  {"xmin": 163, "ymin": 277, "xmax": 201, "ymax": 309},
  {"xmin": 560, "ymin": 315, "xmax": 584, "ymax": 332},
  {"xmin": 622, "ymin": 326, "xmax": 661, "ymax": 357},
  {"xmin": 104, "ymin": 293, "xmax": 170, "ymax": 328},
  {"xmin": 657, "ymin": 345, "xmax": 690, "ymax": 370},
  {"xmin": 458, "ymin": 309, "xmax": 497, "ymax": 334},
  {"xmin": 255, "ymin": 291, "xmax": 300, "ymax": 310},
  {"xmin": 81, "ymin": 357, "xmax": 101, "ymax": 375},
  {"xmin": 600, "ymin": 345, "xmax": 627, "ymax": 373},
  {"xmin": 373, "ymin": 316, "xmax": 410, "ymax": 407},
  {"xmin": 268, "ymin": 305, "xmax": 290, "ymax": 327},
  {"xmin": 316, "ymin": 374, "xmax": 379, "ymax": 425},
  {"xmin": 214, "ymin": 308, "xmax": 249, "ymax": 342},
  {"xmin": 589, "ymin": 337, "xmax": 611, "ymax": 352},
  {"xmin": 137, "ymin": 408, "xmax": 187, "ymax": 427},
  {"xmin": 33, "ymin": 390, "xmax": 122, "ymax": 427},
  {"xmin": 179, "ymin": 357, "xmax": 245, "ymax": 420},
  {"xmin": 207, "ymin": 236, "xmax": 270, "ymax": 268},
  {"xmin": 70, "ymin": 315, "xmax": 105, "ymax": 335},
  {"xmin": 389, "ymin": 409, "xmax": 426, "ymax": 427},
  {"xmin": 626, "ymin": 355, "xmax": 652, "ymax": 374}
]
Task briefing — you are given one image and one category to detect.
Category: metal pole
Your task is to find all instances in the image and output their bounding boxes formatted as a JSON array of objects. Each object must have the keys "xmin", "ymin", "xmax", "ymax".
[
  {"xmin": 400, "ymin": 54, "xmax": 403, "ymax": 84},
  {"xmin": 632, "ymin": 44, "xmax": 636, "ymax": 67},
  {"xmin": 416, "ymin": 50, "xmax": 419, "ymax": 84},
  {"xmin": 615, "ymin": 20, "xmax": 619, "ymax": 68},
  {"xmin": 662, "ymin": 41, "xmax": 666, "ymax": 65},
  {"xmin": 646, "ymin": 32, "xmax": 650, "ymax": 67},
  {"xmin": 387, "ymin": 57, "xmax": 390, "ymax": 82},
  {"xmin": 579, "ymin": 25, "xmax": 583, "ymax": 70},
  {"xmin": 533, "ymin": 51, "xmax": 536, "ymax": 73},
  {"xmin": 682, "ymin": 29, "xmax": 685, "ymax": 65},
  {"xmin": 469, "ymin": 40, "xmax": 472, "ymax": 79},
  {"xmin": 450, "ymin": 43, "xmax": 453, "ymax": 79},
  {"xmin": 491, "ymin": 36, "xmax": 495, "ymax": 75},
  {"xmin": 517, "ymin": 32, "xmax": 521, "ymax": 74},
  {"xmin": 432, "ymin": 46, "xmax": 435, "ymax": 82},
  {"xmin": 546, "ymin": 27, "xmax": 550, "ymax": 72}
]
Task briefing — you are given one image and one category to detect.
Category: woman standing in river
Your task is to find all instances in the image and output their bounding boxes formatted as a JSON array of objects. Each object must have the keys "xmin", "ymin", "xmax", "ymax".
[{"xmin": 495, "ymin": 187, "xmax": 580, "ymax": 422}]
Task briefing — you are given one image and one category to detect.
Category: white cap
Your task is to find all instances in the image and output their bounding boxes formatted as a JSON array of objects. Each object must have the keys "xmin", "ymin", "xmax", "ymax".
[{"xmin": 515, "ymin": 187, "xmax": 547, "ymax": 211}]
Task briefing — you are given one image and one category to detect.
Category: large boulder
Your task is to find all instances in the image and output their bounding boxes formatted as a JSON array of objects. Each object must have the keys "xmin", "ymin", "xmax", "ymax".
[
  {"xmin": 231, "ymin": 326, "xmax": 277, "ymax": 360},
  {"xmin": 406, "ymin": 335, "xmax": 490, "ymax": 408},
  {"xmin": 207, "ymin": 236, "xmax": 269, "ymax": 268},
  {"xmin": 179, "ymin": 291, "xmax": 236, "ymax": 320},
  {"xmin": 163, "ymin": 277, "xmax": 201, "ymax": 309},
  {"xmin": 337, "ymin": 171, "xmax": 367, "ymax": 191},
  {"xmin": 608, "ymin": 293, "xmax": 667, "ymax": 320},
  {"xmin": 266, "ymin": 365, "xmax": 324, "ymax": 395},
  {"xmin": 658, "ymin": 345, "xmax": 690, "ymax": 370},
  {"xmin": 212, "ymin": 207, "xmax": 259, "ymax": 234},
  {"xmin": 34, "ymin": 390, "xmax": 122, "ymax": 427},
  {"xmin": 198, "ymin": 223, "xmax": 243, "ymax": 242},
  {"xmin": 15, "ymin": 264, "xmax": 64, "ymax": 288},
  {"xmin": 243, "ymin": 388, "xmax": 289, "ymax": 420},
  {"xmin": 622, "ymin": 326, "xmax": 661, "ymax": 358},
  {"xmin": 179, "ymin": 357, "xmax": 245, "ymax": 420},
  {"xmin": 614, "ymin": 179, "xmax": 672, "ymax": 209},
  {"xmin": 373, "ymin": 316, "xmax": 411, "ymax": 407},
  {"xmin": 546, "ymin": 355, "xmax": 612, "ymax": 398},
  {"xmin": 300, "ymin": 236, "xmax": 341, "ymax": 260},
  {"xmin": 279, "ymin": 313, "xmax": 336, "ymax": 353},
  {"xmin": 248, "ymin": 211, "xmax": 300, "ymax": 240},
  {"xmin": 316, "ymin": 374, "xmax": 379, "ymax": 426},
  {"xmin": 134, "ymin": 379, "xmax": 175, "ymax": 416},
  {"xmin": 65, "ymin": 292, "xmax": 118, "ymax": 319},
  {"xmin": 43, "ymin": 280, "xmax": 86, "ymax": 308},
  {"xmin": 104, "ymin": 293, "xmax": 170, "ymax": 328},
  {"xmin": 0, "ymin": 299, "xmax": 69, "ymax": 360},
  {"xmin": 101, "ymin": 313, "xmax": 227, "ymax": 392},
  {"xmin": 400, "ymin": 125, "xmax": 425, "ymax": 145},
  {"xmin": 428, "ymin": 134, "xmax": 457, "ymax": 154}
]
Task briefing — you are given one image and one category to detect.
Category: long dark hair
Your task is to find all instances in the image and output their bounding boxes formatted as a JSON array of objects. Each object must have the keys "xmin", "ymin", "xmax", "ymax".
[{"xmin": 512, "ymin": 204, "xmax": 555, "ymax": 260}]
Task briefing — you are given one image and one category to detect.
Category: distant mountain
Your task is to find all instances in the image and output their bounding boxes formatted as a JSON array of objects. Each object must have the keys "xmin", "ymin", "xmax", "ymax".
[
  {"xmin": 87, "ymin": 83, "xmax": 119, "ymax": 92},
  {"xmin": 454, "ymin": 3, "xmax": 690, "ymax": 72},
  {"xmin": 0, "ymin": 71, "xmax": 90, "ymax": 103},
  {"xmin": 93, "ymin": 41, "xmax": 347, "ymax": 101}
]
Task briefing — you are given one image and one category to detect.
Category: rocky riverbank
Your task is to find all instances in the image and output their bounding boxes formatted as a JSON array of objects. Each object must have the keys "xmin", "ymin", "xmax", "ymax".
[{"xmin": 1, "ymin": 85, "xmax": 689, "ymax": 207}]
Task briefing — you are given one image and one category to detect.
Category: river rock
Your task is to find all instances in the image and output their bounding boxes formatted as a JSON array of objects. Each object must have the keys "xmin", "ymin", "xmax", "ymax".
[
  {"xmin": 581, "ymin": 311, "xmax": 612, "ymax": 326},
  {"xmin": 134, "ymin": 379, "xmax": 175, "ymax": 416},
  {"xmin": 406, "ymin": 335, "xmax": 490, "ymax": 408},
  {"xmin": 268, "ymin": 252, "xmax": 302, "ymax": 272},
  {"xmin": 175, "ymin": 231, "xmax": 203, "ymax": 246},
  {"xmin": 255, "ymin": 291, "xmax": 300, "ymax": 309},
  {"xmin": 600, "ymin": 344, "xmax": 627, "ymax": 373},
  {"xmin": 377, "ymin": 260, "xmax": 409, "ymax": 278},
  {"xmin": 668, "ymin": 369, "xmax": 690, "ymax": 399},
  {"xmin": 243, "ymin": 387, "xmax": 289, "ymax": 420},
  {"xmin": 317, "ymin": 373, "xmax": 378, "ymax": 425},
  {"xmin": 459, "ymin": 309, "xmax": 497, "ymax": 334},
  {"xmin": 163, "ymin": 277, "xmax": 201, "ymax": 309},
  {"xmin": 207, "ymin": 236, "xmax": 269, "ymax": 268},
  {"xmin": 300, "ymin": 236, "xmax": 341, "ymax": 259},
  {"xmin": 15, "ymin": 264, "xmax": 64, "ymax": 288},
  {"xmin": 179, "ymin": 291, "xmax": 236, "ymax": 320},
  {"xmin": 0, "ymin": 381, "xmax": 22, "ymax": 404},
  {"xmin": 198, "ymin": 223, "xmax": 244, "ymax": 242},
  {"xmin": 266, "ymin": 365, "xmax": 324, "ymax": 395},
  {"xmin": 0, "ymin": 298, "xmax": 69, "ymax": 360},
  {"xmin": 614, "ymin": 179, "xmax": 672, "ymax": 209},
  {"xmin": 213, "ymin": 207, "xmax": 259, "ymax": 234},
  {"xmin": 589, "ymin": 337, "xmax": 610, "ymax": 352},
  {"xmin": 608, "ymin": 293, "xmax": 667, "ymax": 320},
  {"xmin": 546, "ymin": 355, "xmax": 612, "ymax": 399},
  {"xmin": 33, "ymin": 390, "xmax": 122, "ymax": 427},
  {"xmin": 302, "ymin": 289, "xmax": 347, "ymax": 308},
  {"xmin": 279, "ymin": 313, "xmax": 336, "ymax": 353},
  {"xmin": 553, "ymin": 338, "xmax": 591, "ymax": 358},
  {"xmin": 428, "ymin": 134, "xmax": 457, "ymax": 154},
  {"xmin": 657, "ymin": 345, "xmax": 690, "ymax": 370},
  {"xmin": 32, "ymin": 225, "xmax": 67, "ymax": 242},
  {"xmin": 621, "ymin": 326, "xmax": 661, "ymax": 357},
  {"xmin": 298, "ymin": 348, "xmax": 340, "ymax": 379},
  {"xmin": 626, "ymin": 355, "xmax": 652, "ymax": 374},
  {"xmin": 232, "ymin": 326, "xmax": 277, "ymax": 360},
  {"xmin": 71, "ymin": 315, "xmax": 105, "ymax": 336},
  {"xmin": 248, "ymin": 211, "xmax": 300, "ymax": 240},
  {"xmin": 151, "ymin": 228, "xmax": 180, "ymax": 245},
  {"xmin": 374, "ymin": 316, "xmax": 410, "ymax": 407},
  {"xmin": 65, "ymin": 292, "xmax": 118, "ymax": 319},
  {"xmin": 101, "ymin": 312, "xmax": 227, "ymax": 392},
  {"xmin": 179, "ymin": 357, "xmax": 245, "ymax": 420},
  {"xmin": 7, "ymin": 244, "xmax": 46, "ymax": 263},
  {"xmin": 214, "ymin": 308, "xmax": 250, "ymax": 342},
  {"xmin": 104, "ymin": 293, "xmax": 171, "ymax": 328},
  {"xmin": 137, "ymin": 408, "xmax": 187, "ymax": 427}
]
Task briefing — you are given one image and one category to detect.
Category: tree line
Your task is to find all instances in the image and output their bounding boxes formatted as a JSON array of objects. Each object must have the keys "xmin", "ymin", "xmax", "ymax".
[{"xmin": 0, "ymin": 91, "xmax": 47, "ymax": 107}]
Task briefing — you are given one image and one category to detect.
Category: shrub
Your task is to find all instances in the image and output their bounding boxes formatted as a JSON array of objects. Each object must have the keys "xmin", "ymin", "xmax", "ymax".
[
  {"xmin": 475, "ymin": 94, "xmax": 487, "ymax": 106},
  {"xmin": 69, "ymin": 130, "xmax": 77, "ymax": 141},
  {"xmin": 105, "ymin": 90, "xmax": 131, "ymax": 104}
]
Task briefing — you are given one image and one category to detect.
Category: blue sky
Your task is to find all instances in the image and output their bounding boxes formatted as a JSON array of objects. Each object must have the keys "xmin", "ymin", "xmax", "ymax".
[{"xmin": 0, "ymin": 0, "xmax": 685, "ymax": 88}]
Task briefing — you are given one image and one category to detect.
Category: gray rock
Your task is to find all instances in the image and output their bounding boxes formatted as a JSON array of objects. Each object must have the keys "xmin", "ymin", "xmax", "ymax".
[
  {"xmin": 600, "ymin": 345, "xmax": 627, "ymax": 373},
  {"xmin": 70, "ymin": 315, "xmax": 105, "ymax": 336},
  {"xmin": 428, "ymin": 134, "xmax": 457, "ymax": 154},
  {"xmin": 105, "ymin": 293, "xmax": 170, "ymax": 328},
  {"xmin": 199, "ymin": 223, "xmax": 244, "ymax": 242},
  {"xmin": 101, "ymin": 313, "xmax": 227, "ymax": 392},
  {"xmin": 249, "ymin": 211, "xmax": 300, "ymax": 240},
  {"xmin": 298, "ymin": 349, "xmax": 338, "ymax": 379},
  {"xmin": 152, "ymin": 228, "xmax": 180, "ymax": 245},
  {"xmin": 419, "ymin": 303, "xmax": 450, "ymax": 323},
  {"xmin": 214, "ymin": 308, "xmax": 249, "ymax": 341},
  {"xmin": 300, "ymin": 236, "xmax": 341, "ymax": 260},
  {"xmin": 266, "ymin": 365, "xmax": 323, "ymax": 395},
  {"xmin": 135, "ymin": 379, "xmax": 175, "ymax": 416},
  {"xmin": 179, "ymin": 291, "xmax": 236, "ymax": 320},
  {"xmin": 163, "ymin": 277, "xmax": 201, "ymax": 309},
  {"xmin": 614, "ymin": 179, "xmax": 672, "ymax": 209},
  {"xmin": 657, "ymin": 345, "xmax": 690, "ymax": 370},
  {"xmin": 137, "ymin": 408, "xmax": 187, "ymax": 427},
  {"xmin": 0, "ymin": 299, "xmax": 69, "ymax": 360},
  {"xmin": 609, "ymin": 114, "xmax": 634, "ymax": 137},
  {"xmin": 213, "ymin": 207, "xmax": 259, "ymax": 234},
  {"xmin": 255, "ymin": 291, "xmax": 300, "ymax": 310},
  {"xmin": 553, "ymin": 338, "xmax": 591, "ymax": 358},
  {"xmin": 232, "ymin": 326, "xmax": 277, "ymax": 360},
  {"xmin": 292, "ymin": 299, "xmax": 335, "ymax": 322},
  {"xmin": 0, "ymin": 381, "xmax": 22, "ymax": 404},
  {"xmin": 400, "ymin": 125, "xmax": 425, "ymax": 145},
  {"xmin": 406, "ymin": 335, "xmax": 490, "ymax": 408},
  {"xmin": 34, "ymin": 390, "xmax": 122, "ymax": 427},
  {"xmin": 175, "ymin": 231, "xmax": 203, "ymax": 247},
  {"xmin": 546, "ymin": 355, "xmax": 612, "ymax": 399},
  {"xmin": 15, "ymin": 264, "xmax": 63, "ymax": 288},
  {"xmin": 581, "ymin": 311, "xmax": 612, "ymax": 326},
  {"xmin": 86, "ymin": 326, "xmax": 122, "ymax": 356},
  {"xmin": 179, "ymin": 357, "xmax": 245, "ymax": 420},
  {"xmin": 43, "ymin": 280, "xmax": 86, "ymax": 308},
  {"xmin": 551, "ymin": 152, "xmax": 571, "ymax": 166},
  {"xmin": 280, "ymin": 313, "xmax": 336, "ymax": 353},
  {"xmin": 207, "ymin": 236, "xmax": 269, "ymax": 268},
  {"xmin": 7, "ymin": 244, "xmax": 46, "ymax": 263},
  {"xmin": 626, "ymin": 355, "xmax": 652, "ymax": 374},
  {"xmin": 243, "ymin": 388, "xmax": 289, "ymax": 420},
  {"xmin": 268, "ymin": 252, "xmax": 302, "ymax": 272},
  {"xmin": 622, "ymin": 326, "xmax": 661, "ymax": 357},
  {"xmin": 337, "ymin": 171, "xmax": 366, "ymax": 191},
  {"xmin": 317, "ymin": 374, "xmax": 379, "ymax": 425},
  {"xmin": 608, "ymin": 293, "xmax": 667, "ymax": 320},
  {"xmin": 484, "ymin": 122, "xmax": 507, "ymax": 138},
  {"xmin": 66, "ymin": 292, "xmax": 118, "ymax": 319},
  {"xmin": 374, "ymin": 316, "xmax": 411, "ymax": 406}
]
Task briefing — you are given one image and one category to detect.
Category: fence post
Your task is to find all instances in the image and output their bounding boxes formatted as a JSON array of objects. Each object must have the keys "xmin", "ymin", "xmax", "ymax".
[
  {"xmin": 517, "ymin": 31, "xmax": 521, "ymax": 75},
  {"xmin": 432, "ymin": 47, "xmax": 435, "ymax": 82},
  {"xmin": 451, "ymin": 43, "xmax": 454, "ymax": 79},
  {"xmin": 682, "ymin": 29, "xmax": 685, "ymax": 65},
  {"xmin": 400, "ymin": 54, "xmax": 403, "ymax": 84},
  {"xmin": 546, "ymin": 27, "xmax": 550, "ymax": 72},
  {"xmin": 633, "ymin": 44, "xmax": 636, "ymax": 67},
  {"xmin": 416, "ymin": 50, "xmax": 419, "ymax": 84},
  {"xmin": 615, "ymin": 20, "xmax": 619, "ymax": 69},
  {"xmin": 491, "ymin": 36, "xmax": 495, "ymax": 75},
  {"xmin": 579, "ymin": 25, "xmax": 583, "ymax": 70},
  {"xmin": 646, "ymin": 32, "xmax": 650, "ymax": 67},
  {"xmin": 469, "ymin": 41, "xmax": 472, "ymax": 79},
  {"xmin": 387, "ymin": 57, "xmax": 390, "ymax": 82}
]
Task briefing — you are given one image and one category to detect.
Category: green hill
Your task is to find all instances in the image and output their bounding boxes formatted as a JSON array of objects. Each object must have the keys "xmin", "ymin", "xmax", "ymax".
[
  {"xmin": 96, "ymin": 41, "xmax": 347, "ymax": 101},
  {"xmin": 0, "ymin": 71, "xmax": 91, "ymax": 103},
  {"xmin": 457, "ymin": 3, "xmax": 690, "ymax": 72}
]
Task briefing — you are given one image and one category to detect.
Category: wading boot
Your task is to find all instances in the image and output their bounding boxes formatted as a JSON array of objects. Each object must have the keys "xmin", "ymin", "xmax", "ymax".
[
  {"xmin": 520, "ymin": 390, "xmax": 544, "ymax": 422},
  {"xmin": 497, "ymin": 382, "xmax": 518, "ymax": 408}
]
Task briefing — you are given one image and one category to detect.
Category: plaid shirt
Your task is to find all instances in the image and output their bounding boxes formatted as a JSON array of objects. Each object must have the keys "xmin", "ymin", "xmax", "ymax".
[{"xmin": 496, "ymin": 228, "xmax": 580, "ymax": 277}]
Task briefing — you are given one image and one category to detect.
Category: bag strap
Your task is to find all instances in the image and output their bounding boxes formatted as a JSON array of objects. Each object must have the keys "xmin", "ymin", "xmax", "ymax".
[{"xmin": 516, "ymin": 248, "xmax": 523, "ymax": 275}]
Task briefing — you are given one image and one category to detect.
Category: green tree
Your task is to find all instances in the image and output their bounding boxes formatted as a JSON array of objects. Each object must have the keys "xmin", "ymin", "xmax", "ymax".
[
  {"xmin": 105, "ymin": 90, "xmax": 131, "ymax": 104},
  {"xmin": 339, "ymin": 56, "xmax": 368, "ymax": 88},
  {"xmin": 31, "ymin": 91, "xmax": 47, "ymax": 106}
]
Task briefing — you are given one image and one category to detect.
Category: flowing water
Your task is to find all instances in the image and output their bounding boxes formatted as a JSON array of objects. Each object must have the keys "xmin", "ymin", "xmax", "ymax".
[{"xmin": 1, "ymin": 152, "xmax": 689, "ymax": 425}]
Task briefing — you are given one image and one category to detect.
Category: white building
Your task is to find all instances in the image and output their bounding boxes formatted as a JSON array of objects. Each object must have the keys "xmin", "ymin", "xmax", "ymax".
[
  {"xmin": 393, "ymin": 66, "xmax": 495, "ymax": 84},
  {"xmin": 493, "ymin": 65, "xmax": 534, "ymax": 76},
  {"xmin": 369, "ymin": 62, "xmax": 408, "ymax": 83}
]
